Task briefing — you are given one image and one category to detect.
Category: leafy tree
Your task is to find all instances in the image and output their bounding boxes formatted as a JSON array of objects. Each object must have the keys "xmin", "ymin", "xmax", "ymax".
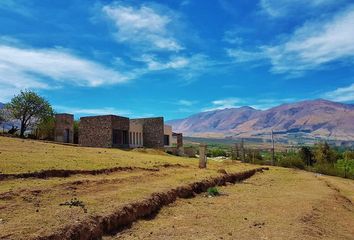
[
  {"xmin": 299, "ymin": 146, "xmax": 314, "ymax": 166},
  {"xmin": 313, "ymin": 142, "xmax": 337, "ymax": 164},
  {"xmin": 5, "ymin": 90, "xmax": 54, "ymax": 137}
]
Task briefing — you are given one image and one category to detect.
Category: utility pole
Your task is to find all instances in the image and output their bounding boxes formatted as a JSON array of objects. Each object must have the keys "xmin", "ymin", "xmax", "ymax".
[
  {"xmin": 271, "ymin": 130, "xmax": 275, "ymax": 166},
  {"xmin": 241, "ymin": 138, "xmax": 245, "ymax": 162}
]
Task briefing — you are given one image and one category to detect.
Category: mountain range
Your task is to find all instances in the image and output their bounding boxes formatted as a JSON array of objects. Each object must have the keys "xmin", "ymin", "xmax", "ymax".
[{"xmin": 167, "ymin": 99, "xmax": 354, "ymax": 141}]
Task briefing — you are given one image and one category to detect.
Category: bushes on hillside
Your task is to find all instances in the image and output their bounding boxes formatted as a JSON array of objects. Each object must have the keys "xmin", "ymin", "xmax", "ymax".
[{"xmin": 278, "ymin": 153, "xmax": 305, "ymax": 169}]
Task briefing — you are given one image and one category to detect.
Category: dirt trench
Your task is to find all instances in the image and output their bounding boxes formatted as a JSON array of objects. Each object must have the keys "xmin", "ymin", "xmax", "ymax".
[
  {"xmin": 33, "ymin": 167, "xmax": 268, "ymax": 240},
  {"xmin": 0, "ymin": 164, "xmax": 187, "ymax": 181}
]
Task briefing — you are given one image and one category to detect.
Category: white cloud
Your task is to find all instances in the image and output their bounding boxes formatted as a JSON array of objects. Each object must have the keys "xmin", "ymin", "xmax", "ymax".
[
  {"xmin": 227, "ymin": 5, "xmax": 354, "ymax": 75},
  {"xmin": 203, "ymin": 98, "xmax": 241, "ymax": 111},
  {"xmin": 223, "ymin": 30, "xmax": 243, "ymax": 45},
  {"xmin": 265, "ymin": 5, "xmax": 354, "ymax": 75},
  {"xmin": 227, "ymin": 48, "xmax": 267, "ymax": 63},
  {"xmin": 0, "ymin": 0, "xmax": 32, "ymax": 17},
  {"xmin": 177, "ymin": 100, "xmax": 197, "ymax": 106},
  {"xmin": 136, "ymin": 54, "xmax": 188, "ymax": 71},
  {"xmin": 260, "ymin": 0, "xmax": 340, "ymax": 18},
  {"xmin": 102, "ymin": 4, "xmax": 182, "ymax": 51},
  {"xmin": 0, "ymin": 44, "xmax": 132, "ymax": 101},
  {"xmin": 54, "ymin": 105, "xmax": 131, "ymax": 116},
  {"xmin": 134, "ymin": 53, "xmax": 212, "ymax": 84},
  {"xmin": 250, "ymin": 98, "xmax": 297, "ymax": 110},
  {"xmin": 323, "ymin": 83, "xmax": 354, "ymax": 102}
]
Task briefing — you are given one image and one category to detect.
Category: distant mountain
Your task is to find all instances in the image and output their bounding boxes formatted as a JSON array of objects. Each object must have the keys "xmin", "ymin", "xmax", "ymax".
[
  {"xmin": 167, "ymin": 99, "xmax": 354, "ymax": 141},
  {"xmin": 0, "ymin": 102, "xmax": 4, "ymax": 109}
]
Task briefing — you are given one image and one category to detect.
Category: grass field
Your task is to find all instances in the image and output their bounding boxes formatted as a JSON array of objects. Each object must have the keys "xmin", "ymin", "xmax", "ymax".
[
  {"xmin": 0, "ymin": 136, "xmax": 353, "ymax": 239},
  {"xmin": 0, "ymin": 136, "xmax": 256, "ymax": 239}
]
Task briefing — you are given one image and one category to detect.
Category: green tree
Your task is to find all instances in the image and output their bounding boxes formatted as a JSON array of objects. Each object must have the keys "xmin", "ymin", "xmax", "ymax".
[
  {"xmin": 299, "ymin": 146, "xmax": 313, "ymax": 166},
  {"xmin": 314, "ymin": 142, "xmax": 333, "ymax": 164},
  {"xmin": 5, "ymin": 90, "xmax": 54, "ymax": 137}
]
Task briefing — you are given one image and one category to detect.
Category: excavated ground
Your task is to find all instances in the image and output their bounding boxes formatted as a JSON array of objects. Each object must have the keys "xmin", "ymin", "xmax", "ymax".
[
  {"xmin": 107, "ymin": 168, "xmax": 354, "ymax": 240},
  {"xmin": 0, "ymin": 162, "xmax": 261, "ymax": 239}
]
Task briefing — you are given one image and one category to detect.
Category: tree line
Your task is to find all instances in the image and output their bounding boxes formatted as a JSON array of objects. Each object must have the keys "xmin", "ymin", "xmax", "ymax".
[{"xmin": 230, "ymin": 142, "xmax": 354, "ymax": 179}]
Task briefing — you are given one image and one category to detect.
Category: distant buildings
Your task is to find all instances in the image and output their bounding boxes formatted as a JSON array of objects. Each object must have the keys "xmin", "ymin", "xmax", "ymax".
[{"xmin": 54, "ymin": 113, "xmax": 178, "ymax": 149}]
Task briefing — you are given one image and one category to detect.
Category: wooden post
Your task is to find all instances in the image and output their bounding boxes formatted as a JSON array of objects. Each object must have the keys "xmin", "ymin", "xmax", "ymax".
[
  {"xmin": 199, "ymin": 144, "xmax": 207, "ymax": 168},
  {"xmin": 271, "ymin": 130, "xmax": 275, "ymax": 166}
]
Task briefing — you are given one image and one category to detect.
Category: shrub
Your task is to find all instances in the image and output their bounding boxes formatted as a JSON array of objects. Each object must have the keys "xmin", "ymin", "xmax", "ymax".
[
  {"xmin": 209, "ymin": 148, "xmax": 227, "ymax": 157},
  {"xmin": 207, "ymin": 187, "xmax": 220, "ymax": 196},
  {"xmin": 277, "ymin": 154, "xmax": 305, "ymax": 169},
  {"xmin": 335, "ymin": 159, "xmax": 354, "ymax": 179},
  {"xmin": 312, "ymin": 163, "xmax": 343, "ymax": 177}
]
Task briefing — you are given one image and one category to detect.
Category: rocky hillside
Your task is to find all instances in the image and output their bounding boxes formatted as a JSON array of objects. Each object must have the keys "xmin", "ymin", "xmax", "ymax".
[{"xmin": 167, "ymin": 99, "xmax": 354, "ymax": 141}]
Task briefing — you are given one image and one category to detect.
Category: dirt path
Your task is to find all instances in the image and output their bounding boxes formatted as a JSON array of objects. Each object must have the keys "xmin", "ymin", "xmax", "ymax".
[{"xmin": 107, "ymin": 168, "xmax": 354, "ymax": 240}]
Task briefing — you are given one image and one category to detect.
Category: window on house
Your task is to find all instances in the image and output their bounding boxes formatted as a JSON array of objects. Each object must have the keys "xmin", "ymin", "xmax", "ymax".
[
  {"xmin": 113, "ymin": 130, "xmax": 128, "ymax": 145},
  {"xmin": 122, "ymin": 131, "xmax": 128, "ymax": 145}
]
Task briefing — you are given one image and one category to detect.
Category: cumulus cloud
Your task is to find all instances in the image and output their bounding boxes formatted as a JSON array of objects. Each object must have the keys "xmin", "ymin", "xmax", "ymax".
[
  {"xmin": 323, "ymin": 83, "xmax": 354, "ymax": 102},
  {"xmin": 0, "ymin": 44, "xmax": 131, "ymax": 101},
  {"xmin": 102, "ymin": 3, "xmax": 182, "ymax": 51}
]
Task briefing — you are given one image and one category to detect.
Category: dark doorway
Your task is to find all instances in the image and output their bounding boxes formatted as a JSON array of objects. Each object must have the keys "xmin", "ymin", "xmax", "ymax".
[
  {"xmin": 64, "ymin": 129, "xmax": 70, "ymax": 143},
  {"xmin": 113, "ymin": 129, "xmax": 129, "ymax": 147},
  {"xmin": 164, "ymin": 135, "xmax": 170, "ymax": 146}
]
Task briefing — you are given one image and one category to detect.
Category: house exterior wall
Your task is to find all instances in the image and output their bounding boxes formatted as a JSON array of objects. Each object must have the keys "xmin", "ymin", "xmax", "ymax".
[
  {"xmin": 164, "ymin": 125, "xmax": 172, "ymax": 147},
  {"xmin": 54, "ymin": 114, "xmax": 74, "ymax": 143},
  {"xmin": 79, "ymin": 115, "xmax": 129, "ymax": 148},
  {"xmin": 129, "ymin": 121, "xmax": 143, "ymax": 148},
  {"xmin": 131, "ymin": 117, "xmax": 164, "ymax": 148}
]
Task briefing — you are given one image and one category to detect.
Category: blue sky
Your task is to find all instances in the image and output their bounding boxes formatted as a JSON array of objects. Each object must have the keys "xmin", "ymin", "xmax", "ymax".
[{"xmin": 1, "ymin": 0, "xmax": 354, "ymax": 120}]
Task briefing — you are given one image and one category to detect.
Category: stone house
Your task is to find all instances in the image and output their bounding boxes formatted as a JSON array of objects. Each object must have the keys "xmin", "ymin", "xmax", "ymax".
[
  {"xmin": 54, "ymin": 113, "xmax": 74, "ymax": 143},
  {"xmin": 54, "ymin": 113, "xmax": 178, "ymax": 149}
]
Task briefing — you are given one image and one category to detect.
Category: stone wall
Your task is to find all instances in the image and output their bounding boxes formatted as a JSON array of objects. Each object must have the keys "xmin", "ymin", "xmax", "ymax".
[
  {"xmin": 79, "ymin": 115, "xmax": 129, "ymax": 148},
  {"xmin": 54, "ymin": 114, "xmax": 74, "ymax": 143},
  {"xmin": 131, "ymin": 117, "xmax": 164, "ymax": 148}
]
